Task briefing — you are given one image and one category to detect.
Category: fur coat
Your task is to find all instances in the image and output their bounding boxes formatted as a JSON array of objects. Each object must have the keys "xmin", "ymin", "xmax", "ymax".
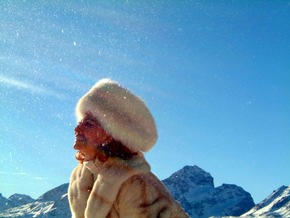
[{"xmin": 68, "ymin": 153, "xmax": 188, "ymax": 218}]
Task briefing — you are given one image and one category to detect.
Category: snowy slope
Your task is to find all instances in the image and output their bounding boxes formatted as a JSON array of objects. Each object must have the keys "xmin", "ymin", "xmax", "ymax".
[
  {"xmin": 0, "ymin": 184, "xmax": 70, "ymax": 218},
  {"xmin": 0, "ymin": 193, "xmax": 34, "ymax": 211},
  {"xmin": 242, "ymin": 185, "xmax": 290, "ymax": 217}
]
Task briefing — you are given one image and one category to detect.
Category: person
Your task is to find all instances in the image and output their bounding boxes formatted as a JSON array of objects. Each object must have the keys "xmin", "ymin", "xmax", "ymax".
[{"xmin": 68, "ymin": 78, "xmax": 189, "ymax": 218}]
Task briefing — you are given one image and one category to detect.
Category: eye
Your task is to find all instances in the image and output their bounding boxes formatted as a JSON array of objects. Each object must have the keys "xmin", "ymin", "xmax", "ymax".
[{"xmin": 84, "ymin": 120, "xmax": 95, "ymax": 128}]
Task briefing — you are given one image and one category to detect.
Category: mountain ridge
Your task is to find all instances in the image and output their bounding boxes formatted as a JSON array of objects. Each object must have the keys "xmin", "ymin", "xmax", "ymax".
[
  {"xmin": 0, "ymin": 165, "xmax": 289, "ymax": 217},
  {"xmin": 242, "ymin": 185, "xmax": 290, "ymax": 217}
]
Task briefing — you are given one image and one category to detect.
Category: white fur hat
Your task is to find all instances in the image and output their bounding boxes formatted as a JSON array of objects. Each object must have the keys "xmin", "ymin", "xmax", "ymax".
[{"xmin": 75, "ymin": 79, "xmax": 158, "ymax": 152}]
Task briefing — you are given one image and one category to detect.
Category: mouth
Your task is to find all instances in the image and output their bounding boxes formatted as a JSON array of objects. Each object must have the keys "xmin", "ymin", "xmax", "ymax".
[
  {"xmin": 75, "ymin": 134, "xmax": 86, "ymax": 142},
  {"xmin": 74, "ymin": 135, "xmax": 87, "ymax": 150}
]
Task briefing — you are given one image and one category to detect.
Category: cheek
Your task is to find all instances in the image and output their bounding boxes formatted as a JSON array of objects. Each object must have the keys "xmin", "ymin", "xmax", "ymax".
[
  {"xmin": 93, "ymin": 130, "xmax": 106, "ymax": 140},
  {"xmin": 86, "ymin": 133, "xmax": 98, "ymax": 143},
  {"xmin": 97, "ymin": 131, "xmax": 109, "ymax": 142},
  {"xmin": 85, "ymin": 128, "xmax": 109, "ymax": 144},
  {"xmin": 85, "ymin": 146, "xmax": 97, "ymax": 154},
  {"xmin": 87, "ymin": 135, "xmax": 103, "ymax": 145}
]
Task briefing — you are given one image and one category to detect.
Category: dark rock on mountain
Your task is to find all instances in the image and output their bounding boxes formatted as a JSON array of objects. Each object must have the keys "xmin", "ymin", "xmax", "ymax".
[
  {"xmin": 0, "ymin": 193, "xmax": 10, "ymax": 211},
  {"xmin": 163, "ymin": 165, "xmax": 255, "ymax": 218}
]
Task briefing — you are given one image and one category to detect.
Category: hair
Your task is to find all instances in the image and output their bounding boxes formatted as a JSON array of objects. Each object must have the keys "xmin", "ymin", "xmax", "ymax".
[
  {"xmin": 99, "ymin": 140, "xmax": 138, "ymax": 160},
  {"xmin": 75, "ymin": 140, "xmax": 138, "ymax": 163}
]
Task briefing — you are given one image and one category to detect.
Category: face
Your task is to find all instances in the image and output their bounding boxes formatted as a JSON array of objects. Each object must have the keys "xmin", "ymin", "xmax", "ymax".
[{"xmin": 74, "ymin": 113, "xmax": 112, "ymax": 161}]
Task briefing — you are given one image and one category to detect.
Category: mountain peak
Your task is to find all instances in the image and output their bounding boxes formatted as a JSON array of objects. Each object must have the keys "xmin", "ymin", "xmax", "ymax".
[
  {"xmin": 37, "ymin": 183, "xmax": 68, "ymax": 202},
  {"xmin": 0, "ymin": 193, "xmax": 34, "ymax": 211},
  {"xmin": 165, "ymin": 165, "xmax": 214, "ymax": 188},
  {"xmin": 162, "ymin": 165, "xmax": 255, "ymax": 217},
  {"xmin": 8, "ymin": 194, "xmax": 34, "ymax": 202}
]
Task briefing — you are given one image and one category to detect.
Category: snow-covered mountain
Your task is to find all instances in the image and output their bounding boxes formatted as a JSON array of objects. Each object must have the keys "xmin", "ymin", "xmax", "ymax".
[
  {"xmin": 242, "ymin": 185, "xmax": 290, "ymax": 217},
  {"xmin": 163, "ymin": 165, "xmax": 255, "ymax": 217},
  {"xmin": 0, "ymin": 193, "xmax": 34, "ymax": 211},
  {"xmin": 0, "ymin": 183, "xmax": 70, "ymax": 218},
  {"xmin": 0, "ymin": 165, "xmax": 288, "ymax": 217}
]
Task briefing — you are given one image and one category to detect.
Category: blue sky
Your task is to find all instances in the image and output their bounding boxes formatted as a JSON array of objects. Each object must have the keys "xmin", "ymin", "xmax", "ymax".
[{"xmin": 0, "ymin": 1, "xmax": 289, "ymax": 204}]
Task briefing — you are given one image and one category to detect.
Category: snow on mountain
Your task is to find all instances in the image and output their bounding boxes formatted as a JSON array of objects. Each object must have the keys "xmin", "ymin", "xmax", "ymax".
[
  {"xmin": 0, "ymin": 165, "xmax": 288, "ymax": 218},
  {"xmin": 163, "ymin": 165, "xmax": 255, "ymax": 218},
  {"xmin": 7, "ymin": 194, "xmax": 35, "ymax": 208},
  {"xmin": 0, "ymin": 193, "xmax": 34, "ymax": 211},
  {"xmin": 242, "ymin": 185, "xmax": 290, "ymax": 217},
  {"xmin": 0, "ymin": 184, "xmax": 70, "ymax": 218}
]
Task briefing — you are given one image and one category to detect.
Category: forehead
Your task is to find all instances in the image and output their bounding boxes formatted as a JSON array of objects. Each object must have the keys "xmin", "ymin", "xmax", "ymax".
[{"xmin": 79, "ymin": 113, "xmax": 99, "ymax": 124}]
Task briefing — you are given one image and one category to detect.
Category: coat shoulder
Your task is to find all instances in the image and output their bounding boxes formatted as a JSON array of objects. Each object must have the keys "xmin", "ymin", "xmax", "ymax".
[{"xmin": 115, "ymin": 172, "xmax": 189, "ymax": 218}]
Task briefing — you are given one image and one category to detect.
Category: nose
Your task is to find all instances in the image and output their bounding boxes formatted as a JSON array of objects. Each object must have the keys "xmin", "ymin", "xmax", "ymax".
[{"xmin": 74, "ymin": 124, "xmax": 82, "ymax": 134}]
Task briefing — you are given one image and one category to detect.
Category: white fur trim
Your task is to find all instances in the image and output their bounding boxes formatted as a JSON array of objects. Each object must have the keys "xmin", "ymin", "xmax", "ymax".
[{"xmin": 76, "ymin": 79, "xmax": 158, "ymax": 152}]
